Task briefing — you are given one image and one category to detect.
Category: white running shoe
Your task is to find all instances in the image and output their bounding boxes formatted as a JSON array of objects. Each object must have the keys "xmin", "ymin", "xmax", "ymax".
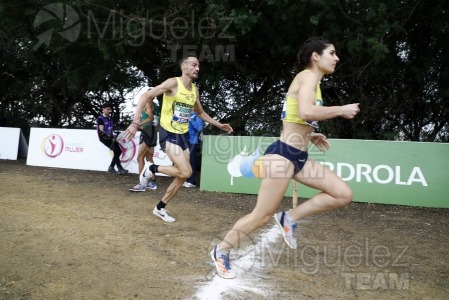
[
  {"xmin": 139, "ymin": 161, "xmax": 152, "ymax": 187},
  {"xmin": 274, "ymin": 211, "xmax": 298, "ymax": 249},
  {"xmin": 183, "ymin": 182, "xmax": 196, "ymax": 188},
  {"xmin": 153, "ymin": 207, "xmax": 176, "ymax": 223}
]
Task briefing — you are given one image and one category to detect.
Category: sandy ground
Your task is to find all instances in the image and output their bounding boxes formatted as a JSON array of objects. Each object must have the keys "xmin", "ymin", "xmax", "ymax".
[{"xmin": 1, "ymin": 159, "xmax": 448, "ymax": 299}]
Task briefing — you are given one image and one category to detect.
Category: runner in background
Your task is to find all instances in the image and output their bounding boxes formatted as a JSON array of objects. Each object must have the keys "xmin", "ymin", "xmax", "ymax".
[
  {"xmin": 124, "ymin": 54, "xmax": 233, "ymax": 222},
  {"xmin": 129, "ymin": 98, "xmax": 160, "ymax": 192}
]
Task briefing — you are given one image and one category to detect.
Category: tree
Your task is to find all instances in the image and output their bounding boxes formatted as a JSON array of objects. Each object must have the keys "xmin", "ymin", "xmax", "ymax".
[{"xmin": 1, "ymin": 0, "xmax": 447, "ymax": 142}]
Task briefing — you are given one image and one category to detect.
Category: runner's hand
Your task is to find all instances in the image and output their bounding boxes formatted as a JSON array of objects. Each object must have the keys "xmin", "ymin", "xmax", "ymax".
[
  {"xmin": 310, "ymin": 133, "xmax": 330, "ymax": 151},
  {"xmin": 124, "ymin": 123, "xmax": 138, "ymax": 140},
  {"xmin": 220, "ymin": 123, "xmax": 233, "ymax": 134},
  {"xmin": 340, "ymin": 103, "xmax": 360, "ymax": 119}
]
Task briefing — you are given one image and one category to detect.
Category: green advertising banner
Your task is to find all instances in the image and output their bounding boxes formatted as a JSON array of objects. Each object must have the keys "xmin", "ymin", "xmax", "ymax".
[{"xmin": 200, "ymin": 135, "xmax": 449, "ymax": 208}]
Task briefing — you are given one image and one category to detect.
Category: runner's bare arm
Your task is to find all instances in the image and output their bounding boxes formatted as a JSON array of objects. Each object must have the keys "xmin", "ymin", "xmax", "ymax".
[
  {"xmin": 297, "ymin": 72, "xmax": 360, "ymax": 121},
  {"xmin": 125, "ymin": 78, "xmax": 177, "ymax": 139},
  {"xmin": 193, "ymin": 87, "xmax": 233, "ymax": 134},
  {"xmin": 138, "ymin": 100, "xmax": 155, "ymax": 128}
]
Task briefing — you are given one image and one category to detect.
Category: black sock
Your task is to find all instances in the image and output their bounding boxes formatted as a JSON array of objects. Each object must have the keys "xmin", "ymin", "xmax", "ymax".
[
  {"xmin": 156, "ymin": 201, "xmax": 166, "ymax": 210},
  {"xmin": 149, "ymin": 164, "xmax": 159, "ymax": 173}
]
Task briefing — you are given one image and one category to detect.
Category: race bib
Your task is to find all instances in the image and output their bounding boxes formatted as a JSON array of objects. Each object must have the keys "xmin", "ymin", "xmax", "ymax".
[{"xmin": 172, "ymin": 105, "xmax": 191, "ymax": 124}]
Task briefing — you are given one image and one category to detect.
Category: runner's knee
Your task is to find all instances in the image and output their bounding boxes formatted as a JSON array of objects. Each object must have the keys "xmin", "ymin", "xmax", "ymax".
[
  {"xmin": 334, "ymin": 186, "xmax": 353, "ymax": 207},
  {"xmin": 179, "ymin": 168, "xmax": 192, "ymax": 179}
]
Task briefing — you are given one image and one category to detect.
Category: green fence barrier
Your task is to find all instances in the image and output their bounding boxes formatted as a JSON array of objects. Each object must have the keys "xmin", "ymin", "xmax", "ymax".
[{"xmin": 200, "ymin": 135, "xmax": 449, "ymax": 208}]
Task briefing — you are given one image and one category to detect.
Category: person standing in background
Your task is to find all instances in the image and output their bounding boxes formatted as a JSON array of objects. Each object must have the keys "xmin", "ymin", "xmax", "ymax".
[
  {"xmin": 97, "ymin": 103, "xmax": 129, "ymax": 175},
  {"xmin": 183, "ymin": 111, "xmax": 204, "ymax": 188}
]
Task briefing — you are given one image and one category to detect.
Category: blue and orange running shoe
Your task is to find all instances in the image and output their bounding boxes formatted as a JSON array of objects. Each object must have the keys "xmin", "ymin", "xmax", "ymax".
[
  {"xmin": 274, "ymin": 211, "xmax": 298, "ymax": 249},
  {"xmin": 210, "ymin": 245, "xmax": 236, "ymax": 279}
]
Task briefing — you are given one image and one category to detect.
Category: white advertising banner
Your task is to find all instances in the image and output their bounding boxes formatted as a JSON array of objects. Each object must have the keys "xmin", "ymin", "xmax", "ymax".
[
  {"xmin": 26, "ymin": 128, "xmax": 172, "ymax": 173},
  {"xmin": 0, "ymin": 127, "xmax": 28, "ymax": 160}
]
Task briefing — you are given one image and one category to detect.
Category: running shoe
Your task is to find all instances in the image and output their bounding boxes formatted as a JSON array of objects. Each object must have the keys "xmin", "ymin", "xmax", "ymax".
[
  {"xmin": 117, "ymin": 166, "xmax": 129, "ymax": 175},
  {"xmin": 153, "ymin": 207, "xmax": 176, "ymax": 223},
  {"xmin": 183, "ymin": 182, "xmax": 196, "ymax": 188},
  {"xmin": 210, "ymin": 245, "xmax": 236, "ymax": 279},
  {"xmin": 129, "ymin": 183, "xmax": 146, "ymax": 192},
  {"xmin": 274, "ymin": 211, "xmax": 298, "ymax": 249},
  {"xmin": 147, "ymin": 180, "xmax": 157, "ymax": 190},
  {"xmin": 139, "ymin": 161, "xmax": 152, "ymax": 187},
  {"xmin": 107, "ymin": 166, "xmax": 118, "ymax": 174}
]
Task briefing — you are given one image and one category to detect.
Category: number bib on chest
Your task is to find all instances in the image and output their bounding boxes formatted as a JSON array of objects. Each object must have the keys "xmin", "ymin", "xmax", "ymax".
[{"xmin": 172, "ymin": 104, "xmax": 191, "ymax": 124}]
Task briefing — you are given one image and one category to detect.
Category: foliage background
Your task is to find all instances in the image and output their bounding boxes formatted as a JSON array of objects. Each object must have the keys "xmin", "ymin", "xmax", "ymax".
[{"xmin": 0, "ymin": 0, "xmax": 448, "ymax": 142}]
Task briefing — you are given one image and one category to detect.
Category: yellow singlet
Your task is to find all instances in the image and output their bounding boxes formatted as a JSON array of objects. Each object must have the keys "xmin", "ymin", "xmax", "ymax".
[
  {"xmin": 281, "ymin": 84, "xmax": 323, "ymax": 128},
  {"xmin": 160, "ymin": 77, "xmax": 197, "ymax": 134}
]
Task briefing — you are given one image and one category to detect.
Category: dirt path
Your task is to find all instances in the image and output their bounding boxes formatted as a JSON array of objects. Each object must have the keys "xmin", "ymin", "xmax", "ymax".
[{"xmin": 1, "ymin": 159, "xmax": 448, "ymax": 299}]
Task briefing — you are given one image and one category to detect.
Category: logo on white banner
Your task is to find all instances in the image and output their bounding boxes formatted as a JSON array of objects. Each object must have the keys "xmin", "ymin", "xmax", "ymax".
[
  {"xmin": 117, "ymin": 134, "xmax": 137, "ymax": 163},
  {"xmin": 42, "ymin": 134, "xmax": 64, "ymax": 158}
]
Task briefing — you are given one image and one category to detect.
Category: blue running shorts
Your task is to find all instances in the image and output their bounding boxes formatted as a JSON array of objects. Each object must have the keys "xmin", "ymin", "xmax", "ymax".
[{"xmin": 264, "ymin": 140, "xmax": 308, "ymax": 175}]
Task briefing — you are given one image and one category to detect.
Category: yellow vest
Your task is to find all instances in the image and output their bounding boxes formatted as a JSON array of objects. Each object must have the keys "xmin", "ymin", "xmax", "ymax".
[
  {"xmin": 160, "ymin": 77, "xmax": 197, "ymax": 133},
  {"xmin": 281, "ymin": 84, "xmax": 323, "ymax": 128}
]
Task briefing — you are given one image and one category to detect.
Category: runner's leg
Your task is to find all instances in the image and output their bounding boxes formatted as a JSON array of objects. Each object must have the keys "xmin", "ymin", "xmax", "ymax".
[
  {"xmin": 219, "ymin": 154, "xmax": 293, "ymax": 252},
  {"xmin": 289, "ymin": 158, "xmax": 352, "ymax": 220},
  {"xmin": 158, "ymin": 142, "xmax": 191, "ymax": 204}
]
